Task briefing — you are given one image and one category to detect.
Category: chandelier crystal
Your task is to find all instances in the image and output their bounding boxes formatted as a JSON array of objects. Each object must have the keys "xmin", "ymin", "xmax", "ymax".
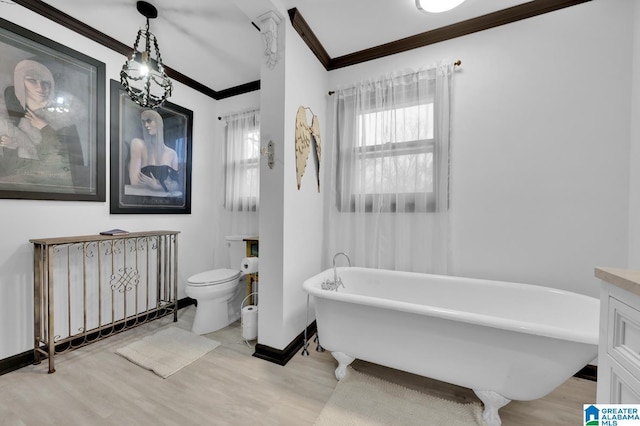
[{"xmin": 120, "ymin": 1, "xmax": 172, "ymax": 108}]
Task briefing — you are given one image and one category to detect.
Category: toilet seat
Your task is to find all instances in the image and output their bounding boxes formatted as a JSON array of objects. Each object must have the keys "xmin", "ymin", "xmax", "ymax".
[{"xmin": 187, "ymin": 268, "xmax": 241, "ymax": 286}]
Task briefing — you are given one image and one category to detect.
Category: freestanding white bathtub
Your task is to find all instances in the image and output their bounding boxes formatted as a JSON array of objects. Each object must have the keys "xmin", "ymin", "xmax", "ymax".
[{"xmin": 303, "ymin": 267, "xmax": 599, "ymax": 426}]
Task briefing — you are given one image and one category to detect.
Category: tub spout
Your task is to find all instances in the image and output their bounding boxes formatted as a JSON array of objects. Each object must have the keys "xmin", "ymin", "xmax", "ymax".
[{"xmin": 331, "ymin": 252, "xmax": 351, "ymax": 290}]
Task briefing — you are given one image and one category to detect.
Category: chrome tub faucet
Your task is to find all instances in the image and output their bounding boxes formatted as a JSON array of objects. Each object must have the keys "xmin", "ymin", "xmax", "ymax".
[{"xmin": 322, "ymin": 252, "xmax": 351, "ymax": 291}]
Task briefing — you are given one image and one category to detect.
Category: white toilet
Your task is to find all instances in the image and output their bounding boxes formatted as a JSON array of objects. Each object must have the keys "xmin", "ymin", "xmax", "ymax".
[{"xmin": 186, "ymin": 236, "xmax": 248, "ymax": 335}]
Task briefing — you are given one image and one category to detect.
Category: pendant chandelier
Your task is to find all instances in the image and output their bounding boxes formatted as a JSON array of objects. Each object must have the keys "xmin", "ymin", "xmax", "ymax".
[
  {"xmin": 415, "ymin": 0, "xmax": 466, "ymax": 13},
  {"xmin": 120, "ymin": 1, "xmax": 173, "ymax": 108}
]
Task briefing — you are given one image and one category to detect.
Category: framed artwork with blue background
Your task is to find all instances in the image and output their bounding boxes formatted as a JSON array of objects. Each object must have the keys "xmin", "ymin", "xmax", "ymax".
[
  {"xmin": 109, "ymin": 79, "xmax": 192, "ymax": 214},
  {"xmin": 0, "ymin": 18, "xmax": 105, "ymax": 201}
]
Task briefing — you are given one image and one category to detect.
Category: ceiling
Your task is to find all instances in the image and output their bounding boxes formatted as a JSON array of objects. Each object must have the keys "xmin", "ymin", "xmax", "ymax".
[{"xmin": 14, "ymin": 0, "xmax": 581, "ymax": 97}]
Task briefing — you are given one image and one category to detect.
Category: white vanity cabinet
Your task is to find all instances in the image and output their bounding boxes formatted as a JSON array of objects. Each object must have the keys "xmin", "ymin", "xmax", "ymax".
[{"xmin": 596, "ymin": 267, "xmax": 640, "ymax": 403}]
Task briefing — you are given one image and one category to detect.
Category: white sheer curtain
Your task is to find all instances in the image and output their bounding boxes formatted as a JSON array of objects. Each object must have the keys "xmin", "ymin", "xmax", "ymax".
[
  {"xmin": 322, "ymin": 61, "xmax": 454, "ymax": 274},
  {"xmin": 216, "ymin": 109, "xmax": 260, "ymax": 238}
]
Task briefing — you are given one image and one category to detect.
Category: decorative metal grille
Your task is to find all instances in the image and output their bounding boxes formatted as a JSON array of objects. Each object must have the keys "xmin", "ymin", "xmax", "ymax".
[{"xmin": 30, "ymin": 231, "xmax": 179, "ymax": 373}]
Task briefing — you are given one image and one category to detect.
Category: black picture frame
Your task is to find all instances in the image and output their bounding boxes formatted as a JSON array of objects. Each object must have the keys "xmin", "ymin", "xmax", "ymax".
[
  {"xmin": 109, "ymin": 80, "xmax": 192, "ymax": 214},
  {"xmin": 0, "ymin": 18, "xmax": 105, "ymax": 201}
]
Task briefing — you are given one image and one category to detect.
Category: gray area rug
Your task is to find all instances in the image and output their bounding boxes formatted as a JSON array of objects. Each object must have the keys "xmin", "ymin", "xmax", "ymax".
[
  {"xmin": 315, "ymin": 368, "xmax": 486, "ymax": 426},
  {"xmin": 116, "ymin": 327, "xmax": 220, "ymax": 378}
]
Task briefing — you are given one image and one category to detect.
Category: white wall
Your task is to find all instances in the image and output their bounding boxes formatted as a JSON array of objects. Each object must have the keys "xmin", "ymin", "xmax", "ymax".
[
  {"xmin": 212, "ymin": 91, "xmax": 261, "ymax": 269},
  {"xmin": 328, "ymin": 0, "xmax": 632, "ymax": 298},
  {"xmin": 629, "ymin": 0, "xmax": 640, "ymax": 268},
  {"xmin": 281, "ymin": 22, "xmax": 328, "ymax": 346},
  {"xmin": 0, "ymin": 5, "xmax": 221, "ymax": 360},
  {"xmin": 257, "ymin": 15, "xmax": 328, "ymax": 350}
]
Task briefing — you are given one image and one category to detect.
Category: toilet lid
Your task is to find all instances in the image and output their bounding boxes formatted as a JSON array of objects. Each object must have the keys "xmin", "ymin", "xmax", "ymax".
[{"xmin": 188, "ymin": 269, "xmax": 241, "ymax": 286}]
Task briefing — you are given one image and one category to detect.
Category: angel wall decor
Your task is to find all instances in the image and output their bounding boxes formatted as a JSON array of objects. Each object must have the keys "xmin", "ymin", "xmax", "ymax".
[{"xmin": 294, "ymin": 106, "xmax": 321, "ymax": 191}]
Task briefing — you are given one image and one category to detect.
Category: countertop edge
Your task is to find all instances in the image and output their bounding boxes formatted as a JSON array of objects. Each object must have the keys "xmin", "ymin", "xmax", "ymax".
[{"xmin": 595, "ymin": 267, "xmax": 640, "ymax": 297}]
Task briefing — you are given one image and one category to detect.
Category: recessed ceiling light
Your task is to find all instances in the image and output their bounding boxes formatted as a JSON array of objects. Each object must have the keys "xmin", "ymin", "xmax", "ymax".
[{"xmin": 415, "ymin": 0, "xmax": 466, "ymax": 13}]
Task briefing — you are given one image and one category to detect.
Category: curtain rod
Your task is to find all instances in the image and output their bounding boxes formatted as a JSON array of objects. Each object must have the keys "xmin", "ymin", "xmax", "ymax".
[
  {"xmin": 218, "ymin": 108, "xmax": 259, "ymax": 121},
  {"xmin": 327, "ymin": 59, "xmax": 461, "ymax": 96}
]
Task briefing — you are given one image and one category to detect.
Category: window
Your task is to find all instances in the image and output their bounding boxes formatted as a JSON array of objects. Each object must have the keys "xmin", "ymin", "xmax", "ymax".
[
  {"xmin": 224, "ymin": 110, "xmax": 260, "ymax": 211},
  {"xmin": 357, "ymin": 103, "xmax": 434, "ymax": 195},
  {"xmin": 325, "ymin": 62, "xmax": 454, "ymax": 274},
  {"xmin": 337, "ymin": 90, "xmax": 439, "ymax": 213}
]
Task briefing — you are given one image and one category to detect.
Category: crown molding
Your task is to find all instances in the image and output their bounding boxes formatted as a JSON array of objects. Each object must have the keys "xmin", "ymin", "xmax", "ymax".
[
  {"xmin": 11, "ymin": 0, "xmax": 592, "ymax": 99},
  {"xmin": 289, "ymin": 0, "xmax": 593, "ymax": 71},
  {"xmin": 287, "ymin": 8, "xmax": 330, "ymax": 70},
  {"xmin": 11, "ymin": 0, "xmax": 257, "ymax": 100}
]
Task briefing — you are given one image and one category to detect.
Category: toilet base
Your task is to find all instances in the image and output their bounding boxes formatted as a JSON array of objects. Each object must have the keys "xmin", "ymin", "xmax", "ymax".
[{"xmin": 191, "ymin": 299, "xmax": 230, "ymax": 335}]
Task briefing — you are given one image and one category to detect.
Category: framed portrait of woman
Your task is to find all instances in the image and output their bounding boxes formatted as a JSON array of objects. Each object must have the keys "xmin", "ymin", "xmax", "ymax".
[
  {"xmin": 109, "ymin": 79, "xmax": 193, "ymax": 214},
  {"xmin": 0, "ymin": 18, "xmax": 105, "ymax": 201}
]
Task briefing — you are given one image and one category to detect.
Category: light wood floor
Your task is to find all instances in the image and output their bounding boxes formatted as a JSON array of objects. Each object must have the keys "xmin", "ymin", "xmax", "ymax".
[{"xmin": 0, "ymin": 306, "xmax": 595, "ymax": 425}]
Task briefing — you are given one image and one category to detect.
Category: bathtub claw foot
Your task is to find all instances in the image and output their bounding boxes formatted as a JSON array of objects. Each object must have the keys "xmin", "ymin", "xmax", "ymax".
[
  {"xmin": 473, "ymin": 390, "xmax": 510, "ymax": 426},
  {"xmin": 331, "ymin": 352, "xmax": 355, "ymax": 380}
]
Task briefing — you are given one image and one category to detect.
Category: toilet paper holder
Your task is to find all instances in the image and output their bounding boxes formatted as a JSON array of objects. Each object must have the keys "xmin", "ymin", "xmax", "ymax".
[
  {"xmin": 240, "ymin": 292, "xmax": 259, "ymax": 346},
  {"xmin": 241, "ymin": 292, "xmax": 258, "ymax": 311},
  {"xmin": 240, "ymin": 257, "xmax": 259, "ymax": 274}
]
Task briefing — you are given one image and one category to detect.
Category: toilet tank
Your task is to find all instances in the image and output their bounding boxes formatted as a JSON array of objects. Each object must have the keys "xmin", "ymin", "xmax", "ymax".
[{"xmin": 225, "ymin": 235, "xmax": 248, "ymax": 270}]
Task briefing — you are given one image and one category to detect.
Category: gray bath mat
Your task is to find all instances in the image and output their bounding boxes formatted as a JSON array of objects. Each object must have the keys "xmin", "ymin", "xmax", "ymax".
[{"xmin": 116, "ymin": 327, "xmax": 220, "ymax": 378}]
